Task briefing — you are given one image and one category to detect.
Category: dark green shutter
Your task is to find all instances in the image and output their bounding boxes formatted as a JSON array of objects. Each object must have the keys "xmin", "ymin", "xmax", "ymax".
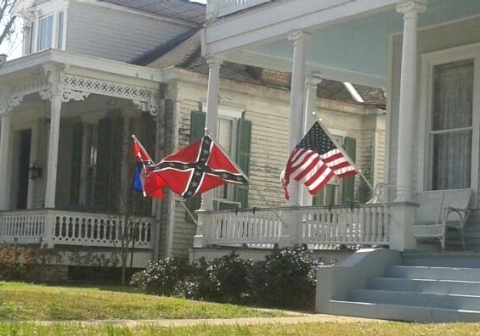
[
  {"xmin": 190, "ymin": 111, "xmax": 206, "ymax": 142},
  {"xmin": 235, "ymin": 118, "xmax": 252, "ymax": 208},
  {"xmin": 342, "ymin": 137, "xmax": 356, "ymax": 204},
  {"xmin": 186, "ymin": 111, "xmax": 206, "ymax": 220}
]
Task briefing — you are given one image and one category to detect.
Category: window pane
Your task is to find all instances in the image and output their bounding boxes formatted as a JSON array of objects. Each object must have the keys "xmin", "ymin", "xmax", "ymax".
[
  {"xmin": 28, "ymin": 21, "xmax": 35, "ymax": 53},
  {"xmin": 215, "ymin": 118, "xmax": 233, "ymax": 199},
  {"xmin": 38, "ymin": 16, "xmax": 53, "ymax": 50},
  {"xmin": 57, "ymin": 12, "xmax": 64, "ymax": 49},
  {"xmin": 432, "ymin": 60, "xmax": 473, "ymax": 131},
  {"xmin": 218, "ymin": 118, "xmax": 232, "ymax": 155},
  {"xmin": 432, "ymin": 130, "xmax": 471, "ymax": 190},
  {"xmin": 324, "ymin": 184, "xmax": 336, "ymax": 205}
]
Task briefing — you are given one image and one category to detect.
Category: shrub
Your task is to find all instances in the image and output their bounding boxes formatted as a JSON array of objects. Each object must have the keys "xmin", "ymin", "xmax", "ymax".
[
  {"xmin": 248, "ymin": 246, "xmax": 320, "ymax": 309},
  {"xmin": 131, "ymin": 247, "xmax": 323, "ymax": 310},
  {"xmin": 0, "ymin": 245, "xmax": 62, "ymax": 283},
  {"xmin": 130, "ymin": 257, "xmax": 193, "ymax": 296},
  {"xmin": 194, "ymin": 252, "xmax": 252, "ymax": 303}
]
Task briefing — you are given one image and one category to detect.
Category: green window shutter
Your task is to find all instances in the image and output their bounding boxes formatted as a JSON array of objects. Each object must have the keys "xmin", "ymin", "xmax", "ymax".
[
  {"xmin": 342, "ymin": 136, "xmax": 356, "ymax": 204},
  {"xmin": 186, "ymin": 111, "xmax": 206, "ymax": 220},
  {"xmin": 235, "ymin": 118, "xmax": 252, "ymax": 208},
  {"xmin": 190, "ymin": 111, "xmax": 206, "ymax": 142}
]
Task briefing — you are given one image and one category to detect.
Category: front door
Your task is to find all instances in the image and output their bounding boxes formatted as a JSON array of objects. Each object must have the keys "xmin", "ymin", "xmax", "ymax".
[{"xmin": 16, "ymin": 129, "xmax": 32, "ymax": 209}]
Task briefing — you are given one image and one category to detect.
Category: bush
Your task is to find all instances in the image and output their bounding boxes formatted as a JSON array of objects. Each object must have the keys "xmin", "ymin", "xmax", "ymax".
[
  {"xmin": 194, "ymin": 252, "xmax": 252, "ymax": 303},
  {"xmin": 0, "ymin": 245, "xmax": 62, "ymax": 283},
  {"xmin": 131, "ymin": 247, "xmax": 323, "ymax": 310},
  {"xmin": 130, "ymin": 257, "xmax": 193, "ymax": 296},
  {"xmin": 248, "ymin": 246, "xmax": 319, "ymax": 309}
]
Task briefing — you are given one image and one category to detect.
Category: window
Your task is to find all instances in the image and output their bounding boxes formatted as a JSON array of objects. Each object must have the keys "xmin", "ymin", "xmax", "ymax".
[
  {"xmin": 188, "ymin": 109, "xmax": 252, "ymax": 212},
  {"xmin": 214, "ymin": 117, "xmax": 236, "ymax": 200},
  {"xmin": 38, "ymin": 15, "xmax": 53, "ymax": 51},
  {"xmin": 419, "ymin": 44, "xmax": 480, "ymax": 193},
  {"xmin": 429, "ymin": 60, "xmax": 474, "ymax": 190},
  {"xmin": 25, "ymin": 10, "xmax": 66, "ymax": 55},
  {"xmin": 312, "ymin": 181, "xmax": 339, "ymax": 206}
]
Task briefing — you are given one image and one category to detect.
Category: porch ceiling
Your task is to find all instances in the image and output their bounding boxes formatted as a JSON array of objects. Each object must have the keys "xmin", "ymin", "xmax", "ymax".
[{"xmin": 217, "ymin": 0, "xmax": 480, "ymax": 87}]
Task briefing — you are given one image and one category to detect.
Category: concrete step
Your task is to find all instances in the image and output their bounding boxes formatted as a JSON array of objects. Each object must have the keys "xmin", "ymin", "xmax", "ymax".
[
  {"xmin": 350, "ymin": 289, "xmax": 480, "ymax": 311},
  {"xmin": 329, "ymin": 300, "xmax": 480, "ymax": 323},
  {"xmin": 369, "ymin": 277, "xmax": 480, "ymax": 295},
  {"xmin": 403, "ymin": 252, "xmax": 480, "ymax": 268},
  {"xmin": 387, "ymin": 265, "xmax": 480, "ymax": 281}
]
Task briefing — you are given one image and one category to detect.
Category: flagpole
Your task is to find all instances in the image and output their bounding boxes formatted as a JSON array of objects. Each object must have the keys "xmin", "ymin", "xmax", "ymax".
[
  {"xmin": 313, "ymin": 114, "xmax": 374, "ymax": 192},
  {"xmin": 132, "ymin": 134, "xmax": 148, "ymax": 197}
]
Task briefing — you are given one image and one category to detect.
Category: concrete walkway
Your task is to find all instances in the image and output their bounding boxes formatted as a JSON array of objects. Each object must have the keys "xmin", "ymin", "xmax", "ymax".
[{"xmin": 26, "ymin": 314, "xmax": 384, "ymax": 327}]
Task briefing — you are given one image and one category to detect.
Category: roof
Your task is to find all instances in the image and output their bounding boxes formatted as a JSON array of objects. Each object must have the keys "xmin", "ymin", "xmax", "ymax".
[
  {"xmin": 138, "ymin": 31, "xmax": 386, "ymax": 109},
  {"xmin": 99, "ymin": 0, "xmax": 205, "ymax": 25}
]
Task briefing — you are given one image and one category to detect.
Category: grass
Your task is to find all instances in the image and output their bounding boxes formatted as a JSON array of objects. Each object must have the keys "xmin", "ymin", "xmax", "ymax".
[
  {"xmin": 0, "ymin": 281, "xmax": 285, "ymax": 321},
  {"xmin": 3, "ymin": 282, "xmax": 480, "ymax": 336},
  {"xmin": 2, "ymin": 322, "xmax": 480, "ymax": 336}
]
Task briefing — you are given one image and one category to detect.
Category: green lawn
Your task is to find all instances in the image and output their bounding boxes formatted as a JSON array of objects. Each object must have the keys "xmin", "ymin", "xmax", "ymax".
[
  {"xmin": 2, "ymin": 322, "xmax": 480, "ymax": 336},
  {"xmin": 0, "ymin": 281, "xmax": 285, "ymax": 321},
  {"xmin": 2, "ymin": 282, "xmax": 480, "ymax": 336}
]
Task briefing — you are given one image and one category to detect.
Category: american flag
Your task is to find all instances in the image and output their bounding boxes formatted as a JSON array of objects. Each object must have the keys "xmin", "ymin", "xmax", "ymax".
[{"xmin": 281, "ymin": 122, "xmax": 357, "ymax": 200}]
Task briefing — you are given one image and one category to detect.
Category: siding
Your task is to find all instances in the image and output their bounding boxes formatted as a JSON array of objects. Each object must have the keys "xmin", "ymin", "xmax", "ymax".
[{"xmin": 66, "ymin": 3, "xmax": 192, "ymax": 62}]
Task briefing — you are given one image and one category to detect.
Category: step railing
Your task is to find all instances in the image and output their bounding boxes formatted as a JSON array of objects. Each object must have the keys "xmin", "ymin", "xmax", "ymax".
[
  {"xmin": 0, "ymin": 210, "xmax": 154, "ymax": 249},
  {"xmin": 197, "ymin": 204, "xmax": 391, "ymax": 248}
]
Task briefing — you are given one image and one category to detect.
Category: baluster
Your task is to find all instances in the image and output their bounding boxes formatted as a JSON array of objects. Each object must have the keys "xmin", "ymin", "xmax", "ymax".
[
  {"xmin": 371, "ymin": 207, "xmax": 378, "ymax": 243},
  {"xmin": 67, "ymin": 217, "xmax": 73, "ymax": 238},
  {"xmin": 71, "ymin": 217, "xmax": 78, "ymax": 240},
  {"xmin": 146, "ymin": 221, "xmax": 152, "ymax": 243},
  {"xmin": 377, "ymin": 206, "xmax": 385, "ymax": 243}
]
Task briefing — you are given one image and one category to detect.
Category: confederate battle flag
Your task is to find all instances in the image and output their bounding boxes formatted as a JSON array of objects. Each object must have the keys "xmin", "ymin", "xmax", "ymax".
[{"xmin": 150, "ymin": 134, "xmax": 248, "ymax": 198}]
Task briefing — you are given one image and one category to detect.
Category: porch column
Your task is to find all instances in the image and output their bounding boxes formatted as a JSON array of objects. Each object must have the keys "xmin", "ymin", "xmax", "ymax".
[
  {"xmin": 287, "ymin": 31, "xmax": 309, "ymax": 207},
  {"xmin": 395, "ymin": 1, "xmax": 426, "ymax": 202},
  {"xmin": 44, "ymin": 71, "xmax": 63, "ymax": 208},
  {"xmin": 200, "ymin": 55, "xmax": 222, "ymax": 211},
  {"xmin": 0, "ymin": 96, "xmax": 12, "ymax": 210},
  {"xmin": 300, "ymin": 74, "xmax": 322, "ymax": 206}
]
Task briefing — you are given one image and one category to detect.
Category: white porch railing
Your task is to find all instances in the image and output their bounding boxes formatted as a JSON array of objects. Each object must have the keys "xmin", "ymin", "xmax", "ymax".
[
  {"xmin": 0, "ymin": 210, "xmax": 154, "ymax": 249},
  {"xmin": 198, "ymin": 204, "xmax": 391, "ymax": 248},
  {"xmin": 207, "ymin": 0, "xmax": 273, "ymax": 20}
]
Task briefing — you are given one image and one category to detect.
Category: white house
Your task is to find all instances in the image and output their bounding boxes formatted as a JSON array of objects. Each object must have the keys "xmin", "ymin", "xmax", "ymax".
[
  {"xmin": 0, "ymin": 0, "xmax": 386, "ymax": 271},
  {"xmin": 199, "ymin": 0, "xmax": 480, "ymax": 323}
]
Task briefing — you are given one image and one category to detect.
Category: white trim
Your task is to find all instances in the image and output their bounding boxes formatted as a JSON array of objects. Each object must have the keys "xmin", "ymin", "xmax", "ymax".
[
  {"xmin": 384, "ymin": 33, "xmax": 394, "ymax": 185},
  {"xmin": 418, "ymin": 42, "xmax": 480, "ymax": 194}
]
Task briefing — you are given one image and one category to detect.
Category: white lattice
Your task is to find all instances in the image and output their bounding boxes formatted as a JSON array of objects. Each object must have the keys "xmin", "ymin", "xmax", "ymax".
[
  {"xmin": 7, "ymin": 75, "xmax": 50, "ymax": 112},
  {"xmin": 62, "ymin": 74, "xmax": 159, "ymax": 115},
  {"xmin": 4, "ymin": 72, "xmax": 159, "ymax": 115}
]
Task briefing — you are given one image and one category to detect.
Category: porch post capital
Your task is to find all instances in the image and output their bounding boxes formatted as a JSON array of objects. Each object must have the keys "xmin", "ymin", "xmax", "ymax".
[
  {"xmin": 305, "ymin": 73, "xmax": 322, "ymax": 89},
  {"xmin": 396, "ymin": 1, "xmax": 427, "ymax": 19},
  {"xmin": 205, "ymin": 55, "xmax": 224, "ymax": 68},
  {"xmin": 287, "ymin": 31, "xmax": 311, "ymax": 44}
]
